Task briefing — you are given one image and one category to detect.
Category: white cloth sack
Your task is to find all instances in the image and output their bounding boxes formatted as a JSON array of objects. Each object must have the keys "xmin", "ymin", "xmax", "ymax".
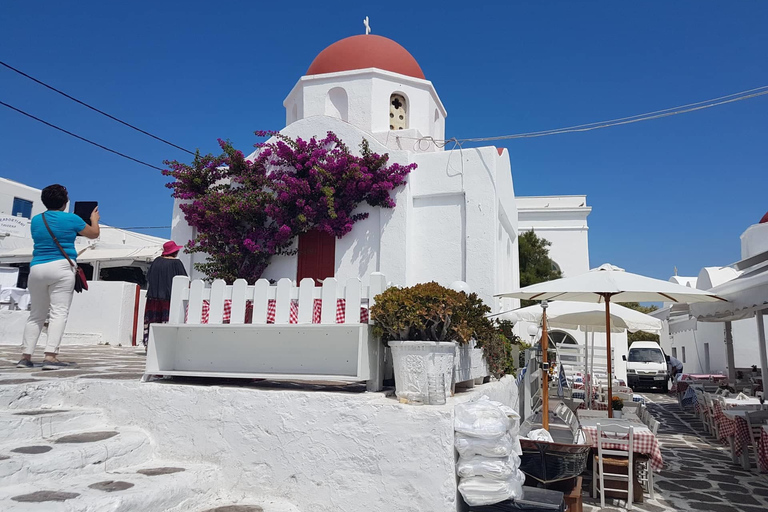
[
  {"xmin": 454, "ymin": 399, "xmax": 512, "ymax": 439},
  {"xmin": 455, "ymin": 431, "xmax": 522, "ymax": 457},
  {"xmin": 526, "ymin": 428, "xmax": 554, "ymax": 442},
  {"xmin": 457, "ymin": 454, "xmax": 521, "ymax": 479},
  {"xmin": 458, "ymin": 470, "xmax": 526, "ymax": 506},
  {"xmin": 477, "ymin": 396, "xmax": 521, "ymax": 435}
]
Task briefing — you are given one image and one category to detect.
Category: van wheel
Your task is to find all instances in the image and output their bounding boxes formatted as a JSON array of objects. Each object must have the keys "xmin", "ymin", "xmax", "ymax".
[{"xmin": 661, "ymin": 380, "xmax": 669, "ymax": 393}]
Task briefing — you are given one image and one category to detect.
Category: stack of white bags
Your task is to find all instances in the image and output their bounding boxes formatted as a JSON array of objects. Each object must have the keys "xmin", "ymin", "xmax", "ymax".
[{"xmin": 454, "ymin": 396, "xmax": 526, "ymax": 506}]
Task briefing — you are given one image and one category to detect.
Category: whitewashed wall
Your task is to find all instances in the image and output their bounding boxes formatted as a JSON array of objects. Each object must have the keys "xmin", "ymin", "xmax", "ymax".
[
  {"xmin": 0, "ymin": 281, "xmax": 139, "ymax": 346},
  {"xmin": 661, "ymin": 317, "xmax": 758, "ymax": 375},
  {"xmin": 0, "ymin": 178, "xmax": 46, "ymax": 220},
  {"xmin": 284, "ymin": 69, "xmax": 447, "ymax": 146},
  {"xmin": 1, "ymin": 373, "xmax": 517, "ymax": 512},
  {"xmin": 65, "ymin": 281, "xmax": 138, "ymax": 346},
  {"xmin": 741, "ymin": 222, "xmax": 768, "ymax": 259},
  {"xmin": 516, "ymin": 195, "xmax": 591, "ymax": 278}
]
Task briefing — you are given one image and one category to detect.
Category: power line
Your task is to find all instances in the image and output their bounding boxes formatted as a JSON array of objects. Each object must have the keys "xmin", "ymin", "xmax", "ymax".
[
  {"xmin": 111, "ymin": 226, "xmax": 171, "ymax": 230},
  {"xmin": 0, "ymin": 100, "xmax": 165, "ymax": 171},
  {"xmin": 399, "ymin": 85, "xmax": 768, "ymax": 145},
  {"xmin": 0, "ymin": 60, "xmax": 196, "ymax": 155}
]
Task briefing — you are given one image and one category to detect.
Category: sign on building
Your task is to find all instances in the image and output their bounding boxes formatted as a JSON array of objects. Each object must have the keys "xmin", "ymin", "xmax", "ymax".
[{"xmin": 0, "ymin": 215, "xmax": 30, "ymax": 237}]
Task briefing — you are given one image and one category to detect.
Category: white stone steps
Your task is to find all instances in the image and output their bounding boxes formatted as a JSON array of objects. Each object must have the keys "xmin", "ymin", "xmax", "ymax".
[
  {"xmin": 0, "ymin": 408, "xmax": 106, "ymax": 443},
  {"xmin": 0, "ymin": 461, "xmax": 220, "ymax": 512},
  {"xmin": 0, "ymin": 460, "xmax": 301, "ymax": 512},
  {"xmin": 0, "ymin": 427, "xmax": 153, "ymax": 485}
]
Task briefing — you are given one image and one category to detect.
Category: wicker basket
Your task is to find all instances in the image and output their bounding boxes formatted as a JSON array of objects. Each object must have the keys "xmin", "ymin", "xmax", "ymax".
[{"xmin": 519, "ymin": 438, "xmax": 591, "ymax": 484}]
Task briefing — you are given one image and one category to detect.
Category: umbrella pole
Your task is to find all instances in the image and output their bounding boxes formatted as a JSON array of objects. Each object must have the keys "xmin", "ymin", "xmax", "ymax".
[
  {"xmin": 605, "ymin": 295, "xmax": 613, "ymax": 418},
  {"xmin": 541, "ymin": 305, "xmax": 550, "ymax": 431}
]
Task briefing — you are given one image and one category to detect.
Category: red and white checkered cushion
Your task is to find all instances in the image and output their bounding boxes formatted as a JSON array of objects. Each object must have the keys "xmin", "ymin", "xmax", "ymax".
[{"xmin": 189, "ymin": 299, "xmax": 369, "ymax": 325}]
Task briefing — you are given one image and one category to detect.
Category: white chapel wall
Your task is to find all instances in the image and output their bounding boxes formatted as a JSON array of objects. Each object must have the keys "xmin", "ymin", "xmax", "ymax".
[
  {"xmin": 517, "ymin": 195, "xmax": 591, "ymax": 278},
  {"xmin": 284, "ymin": 70, "xmax": 446, "ymax": 144}
]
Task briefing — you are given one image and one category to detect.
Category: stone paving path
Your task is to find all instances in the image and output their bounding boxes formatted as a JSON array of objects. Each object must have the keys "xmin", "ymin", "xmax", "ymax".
[{"xmin": 582, "ymin": 392, "xmax": 768, "ymax": 511}]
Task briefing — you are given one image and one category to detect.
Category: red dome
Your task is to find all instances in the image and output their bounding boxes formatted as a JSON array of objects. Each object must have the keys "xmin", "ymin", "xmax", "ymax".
[
  {"xmin": 760, "ymin": 211, "xmax": 768, "ymax": 224},
  {"xmin": 306, "ymin": 35, "xmax": 425, "ymax": 80}
]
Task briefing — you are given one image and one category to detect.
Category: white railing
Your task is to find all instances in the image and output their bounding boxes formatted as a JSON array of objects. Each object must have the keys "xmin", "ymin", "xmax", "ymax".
[{"xmin": 169, "ymin": 273, "xmax": 389, "ymax": 326}]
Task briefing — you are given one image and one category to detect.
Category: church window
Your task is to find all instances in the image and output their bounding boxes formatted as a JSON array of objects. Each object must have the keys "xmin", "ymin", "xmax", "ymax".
[
  {"xmin": 389, "ymin": 93, "xmax": 407, "ymax": 130},
  {"xmin": 325, "ymin": 87, "xmax": 348, "ymax": 121}
]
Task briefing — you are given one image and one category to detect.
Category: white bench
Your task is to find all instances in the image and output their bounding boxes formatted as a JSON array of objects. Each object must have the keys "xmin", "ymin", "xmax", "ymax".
[{"xmin": 144, "ymin": 273, "xmax": 388, "ymax": 391}]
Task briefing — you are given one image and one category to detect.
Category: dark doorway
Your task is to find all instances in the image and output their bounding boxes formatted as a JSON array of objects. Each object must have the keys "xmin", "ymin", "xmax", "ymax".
[{"xmin": 297, "ymin": 229, "xmax": 336, "ymax": 285}]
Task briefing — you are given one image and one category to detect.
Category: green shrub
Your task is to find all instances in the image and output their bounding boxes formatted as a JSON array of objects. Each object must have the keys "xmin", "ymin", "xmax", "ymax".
[{"xmin": 370, "ymin": 282, "xmax": 517, "ymax": 379}]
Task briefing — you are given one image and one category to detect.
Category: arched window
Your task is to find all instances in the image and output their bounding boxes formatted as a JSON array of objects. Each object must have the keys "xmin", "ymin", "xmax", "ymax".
[
  {"xmin": 389, "ymin": 93, "xmax": 407, "ymax": 130},
  {"xmin": 550, "ymin": 330, "xmax": 578, "ymax": 346},
  {"xmin": 550, "ymin": 329, "xmax": 579, "ymax": 363},
  {"xmin": 325, "ymin": 87, "xmax": 348, "ymax": 121}
]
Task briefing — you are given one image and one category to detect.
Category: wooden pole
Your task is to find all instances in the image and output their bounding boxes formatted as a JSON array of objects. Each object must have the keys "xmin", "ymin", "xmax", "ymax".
[
  {"xmin": 542, "ymin": 303, "xmax": 549, "ymax": 430},
  {"xmin": 605, "ymin": 295, "xmax": 613, "ymax": 418}
]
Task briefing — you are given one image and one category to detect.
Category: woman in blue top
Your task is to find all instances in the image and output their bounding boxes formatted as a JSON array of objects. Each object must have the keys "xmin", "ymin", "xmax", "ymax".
[{"xmin": 17, "ymin": 184, "xmax": 100, "ymax": 370}]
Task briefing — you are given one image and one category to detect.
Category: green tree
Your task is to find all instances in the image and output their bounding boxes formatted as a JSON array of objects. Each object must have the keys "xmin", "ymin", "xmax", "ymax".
[
  {"xmin": 619, "ymin": 301, "xmax": 660, "ymax": 344},
  {"xmin": 518, "ymin": 230, "xmax": 562, "ymax": 306}
]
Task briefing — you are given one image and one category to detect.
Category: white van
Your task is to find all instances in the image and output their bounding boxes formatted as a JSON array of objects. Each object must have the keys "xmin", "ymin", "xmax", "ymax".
[{"xmin": 623, "ymin": 341, "xmax": 669, "ymax": 392}]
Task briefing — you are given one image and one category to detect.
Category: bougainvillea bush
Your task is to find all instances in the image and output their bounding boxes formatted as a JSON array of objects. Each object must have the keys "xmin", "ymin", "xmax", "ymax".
[{"xmin": 163, "ymin": 131, "xmax": 416, "ymax": 283}]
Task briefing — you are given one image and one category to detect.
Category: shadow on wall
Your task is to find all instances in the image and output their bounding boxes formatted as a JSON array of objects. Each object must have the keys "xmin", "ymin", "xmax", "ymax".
[{"xmin": 350, "ymin": 227, "xmax": 377, "ymax": 278}]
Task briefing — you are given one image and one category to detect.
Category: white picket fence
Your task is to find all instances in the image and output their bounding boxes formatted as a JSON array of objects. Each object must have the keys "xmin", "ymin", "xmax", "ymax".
[
  {"xmin": 169, "ymin": 274, "xmax": 387, "ymax": 326},
  {"xmin": 145, "ymin": 273, "xmax": 389, "ymax": 389}
]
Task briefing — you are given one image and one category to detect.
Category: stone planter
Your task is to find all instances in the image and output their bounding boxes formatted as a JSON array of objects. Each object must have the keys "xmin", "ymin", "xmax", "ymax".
[
  {"xmin": 613, "ymin": 410, "xmax": 622, "ymax": 419},
  {"xmin": 454, "ymin": 343, "xmax": 490, "ymax": 386},
  {"xmin": 390, "ymin": 341, "xmax": 456, "ymax": 404}
]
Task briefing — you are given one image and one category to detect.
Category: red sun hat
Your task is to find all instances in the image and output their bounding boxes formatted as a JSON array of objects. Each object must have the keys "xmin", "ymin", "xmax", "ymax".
[{"xmin": 162, "ymin": 241, "xmax": 184, "ymax": 256}]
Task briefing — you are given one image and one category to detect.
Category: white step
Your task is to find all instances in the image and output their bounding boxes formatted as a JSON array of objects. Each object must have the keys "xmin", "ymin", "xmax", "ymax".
[
  {"xmin": 0, "ymin": 408, "xmax": 106, "ymax": 443},
  {"xmin": 0, "ymin": 427, "xmax": 153, "ymax": 485},
  {"xmin": 0, "ymin": 460, "xmax": 301, "ymax": 512},
  {"xmin": 0, "ymin": 461, "xmax": 218, "ymax": 512}
]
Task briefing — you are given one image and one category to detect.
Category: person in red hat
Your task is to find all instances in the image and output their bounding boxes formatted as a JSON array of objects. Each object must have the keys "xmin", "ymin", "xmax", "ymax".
[{"xmin": 142, "ymin": 241, "xmax": 187, "ymax": 350}]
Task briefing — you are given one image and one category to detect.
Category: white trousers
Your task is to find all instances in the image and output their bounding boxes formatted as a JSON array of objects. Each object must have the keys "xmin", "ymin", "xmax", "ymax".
[{"xmin": 22, "ymin": 259, "xmax": 76, "ymax": 355}]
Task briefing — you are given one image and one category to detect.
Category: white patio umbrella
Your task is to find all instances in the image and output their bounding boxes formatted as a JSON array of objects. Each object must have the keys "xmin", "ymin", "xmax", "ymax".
[
  {"xmin": 493, "ymin": 301, "xmax": 662, "ymax": 333},
  {"xmin": 496, "ymin": 263, "xmax": 726, "ymax": 419}
]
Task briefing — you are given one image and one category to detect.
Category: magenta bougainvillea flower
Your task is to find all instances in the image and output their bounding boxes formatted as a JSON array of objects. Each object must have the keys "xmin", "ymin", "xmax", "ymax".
[{"xmin": 163, "ymin": 131, "xmax": 416, "ymax": 283}]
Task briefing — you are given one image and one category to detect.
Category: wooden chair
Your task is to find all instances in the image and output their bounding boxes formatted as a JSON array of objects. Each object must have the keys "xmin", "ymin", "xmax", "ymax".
[
  {"xmin": 701, "ymin": 393, "xmax": 717, "ymax": 436},
  {"xmin": 623, "ymin": 401, "xmax": 642, "ymax": 416},
  {"xmin": 635, "ymin": 416, "xmax": 659, "ymax": 500},
  {"xmin": 746, "ymin": 410, "xmax": 768, "ymax": 465},
  {"xmin": 593, "ymin": 423, "xmax": 635, "ymax": 510}
]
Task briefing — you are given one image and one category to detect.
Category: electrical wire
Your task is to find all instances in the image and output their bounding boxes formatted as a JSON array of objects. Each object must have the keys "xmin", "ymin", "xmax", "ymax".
[
  {"xmin": 0, "ymin": 100, "xmax": 165, "ymax": 171},
  {"xmin": 111, "ymin": 226, "xmax": 171, "ymax": 230},
  {"xmin": 0, "ymin": 60, "xmax": 195, "ymax": 155},
  {"xmin": 397, "ymin": 85, "xmax": 768, "ymax": 145}
]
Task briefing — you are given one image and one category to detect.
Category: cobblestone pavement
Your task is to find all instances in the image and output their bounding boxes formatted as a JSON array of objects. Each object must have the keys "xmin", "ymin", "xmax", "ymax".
[
  {"xmin": 582, "ymin": 392, "xmax": 768, "ymax": 511},
  {"xmin": 2, "ymin": 346, "xmax": 768, "ymax": 510}
]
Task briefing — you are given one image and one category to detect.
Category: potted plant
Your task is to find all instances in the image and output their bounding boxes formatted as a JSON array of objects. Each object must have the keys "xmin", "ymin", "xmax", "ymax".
[
  {"xmin": 370, "ymin": 282, "xmax": 464, "ymax": 404},
  {"xmin": 611, "ymin": 396, "xmax": 624, "ymax": 419}
]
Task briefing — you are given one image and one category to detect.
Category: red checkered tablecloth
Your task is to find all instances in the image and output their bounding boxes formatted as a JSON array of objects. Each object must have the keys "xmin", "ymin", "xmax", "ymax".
[
  {"xmin": 578, "ymin": 401, "xmax": 609, "ymax": 411},
  {"xmin": 712, "ymin": 401, "xmax": 733, "ymax": 445},
  {"xmin": 758, "ymin": 427, "xmax": 768, "ymax": 472},
  {"xmin": 582, "ymin": 425, "xmax": 664, "ymax": 472},
  {"xmin": 733, "ymin": 415, "xmax": 753, "ymax": 457},
  {"xmin": 188, "ymin": 299, "xmax": 369, "ymax": 324}
]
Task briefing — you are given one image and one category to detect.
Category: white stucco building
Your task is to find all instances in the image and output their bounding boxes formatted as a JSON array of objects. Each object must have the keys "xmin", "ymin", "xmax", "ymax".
[
  {"xmin": 654, "ymin": 214, "xmax": 768, "ymax": 379},
  {"xmin": 172, "ymin": 34, "xmax": 595, "ymax": 316}
]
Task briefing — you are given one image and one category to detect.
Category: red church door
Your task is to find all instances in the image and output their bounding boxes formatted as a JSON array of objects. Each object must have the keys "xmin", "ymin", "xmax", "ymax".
[{"xmin": 296, "ymin": 229, "xmax": 336, "ymax": 285}]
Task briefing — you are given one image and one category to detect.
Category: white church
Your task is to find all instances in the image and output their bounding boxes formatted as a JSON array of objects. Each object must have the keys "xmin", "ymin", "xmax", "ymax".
[{"xmin": 172, "ymin": 32, "xmax": 593, "ymax": 318}]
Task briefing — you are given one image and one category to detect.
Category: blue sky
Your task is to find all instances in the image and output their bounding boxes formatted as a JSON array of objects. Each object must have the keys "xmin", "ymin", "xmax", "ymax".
[{"xmin": 1, "ymin": 1, "xmax": 766, "ymax": 282}]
